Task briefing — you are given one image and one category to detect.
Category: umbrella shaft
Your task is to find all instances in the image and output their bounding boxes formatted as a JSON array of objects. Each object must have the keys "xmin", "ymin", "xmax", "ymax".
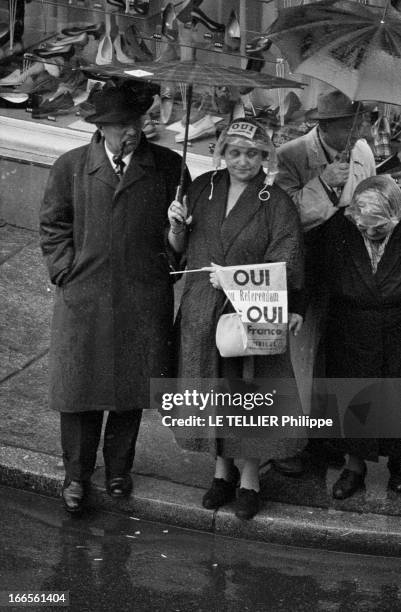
[{"xmin": 177, "ymin": 83, "xmax": 193, "ymax": 203}]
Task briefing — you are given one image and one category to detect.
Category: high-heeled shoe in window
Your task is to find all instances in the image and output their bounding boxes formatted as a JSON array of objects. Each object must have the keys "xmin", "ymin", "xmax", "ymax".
[
  {"xmin": 160, "ymin": 83, "xmax": 176, "ymax": 125},
  {"xmin": 61, "ymin": 23, "xmax": 105, "ymax": 39},
  {"xmin": 113, "ymin": 33, "xmax": 134, "ymax": 64},
  {"xmin": 107, "ymin": 0, "xmax": 125, "ymax": 9},
  {"xmin": 176, "ymin": 0, "xmax": 203, "ymax": 24},
  {"xmin": 225, "ymin": 9, "xmax": 240, "ymax": 51},
  {"xmin": 54, "ymin": 32, "xmax": 89, "ymax": 47},
  {"xmin": 124, "ymin": 25, "xmax": 152, "ymax": 61},
  {"xmin": 96, "ymin": 34, "xmax": 113, "ymax": 65},
  {"xmin": 161, "ymin": 3, "xmax": 179, "ymax": 42},
  {"xmin": 125, "ymin": 0, "xmax": 150, "ymax": 15},
  {"xmin": 191, "ymin": 8, "xmax": 225, "ymax": 33},
  {"xmin": 245, "ymin": 36, "xmax": 272, "ymax": 55}
]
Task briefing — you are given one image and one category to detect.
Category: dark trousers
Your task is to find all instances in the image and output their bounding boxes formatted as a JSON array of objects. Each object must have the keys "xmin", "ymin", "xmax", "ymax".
[{"xmin": 60, "ymin": 410, "xmax": 142, "ymax": 483}]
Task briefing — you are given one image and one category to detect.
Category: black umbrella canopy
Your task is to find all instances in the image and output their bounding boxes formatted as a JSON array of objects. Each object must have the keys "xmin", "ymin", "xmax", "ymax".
[
  {"xmin": 81, "ymin": 60, "xmax": 305, "ymax": 200},
  {"xmin": 82, "ymin": 60, "xmax": 305, "ymax": 90}
]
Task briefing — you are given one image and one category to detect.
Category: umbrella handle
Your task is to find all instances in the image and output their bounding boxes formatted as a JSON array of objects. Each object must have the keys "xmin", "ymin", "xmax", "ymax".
[{"xmin": 175, "ymin": 184, "xmax": 183, "ymax": 203}]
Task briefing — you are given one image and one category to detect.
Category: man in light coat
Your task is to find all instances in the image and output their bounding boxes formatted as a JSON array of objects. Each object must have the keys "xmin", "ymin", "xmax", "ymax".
[
  {"xmin": 40, "ymin": 85, "xmax": 190, "ymax": 513},
  {"xmin": 274, "ymin": 90, "xmax": 376, "ymax": 475}
]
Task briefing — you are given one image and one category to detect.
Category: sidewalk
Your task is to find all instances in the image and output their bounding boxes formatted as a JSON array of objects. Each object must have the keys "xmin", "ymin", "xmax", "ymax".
[{"xmin": 2, "ymin": 223, "xmax": 401, "ymax": 556}]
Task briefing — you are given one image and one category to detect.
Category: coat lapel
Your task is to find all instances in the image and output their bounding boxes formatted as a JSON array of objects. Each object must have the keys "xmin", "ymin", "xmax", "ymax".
[
  {"xmin": 87, "ymin": 131, "xmax": 118, "ymax": 190},
  {"xmin": 117, "ymin": 135, "xmax": 155, "ymax": 195},
  {"xmin": 220, "ymin": 169, "xmax": 266, "ymax": 256}
]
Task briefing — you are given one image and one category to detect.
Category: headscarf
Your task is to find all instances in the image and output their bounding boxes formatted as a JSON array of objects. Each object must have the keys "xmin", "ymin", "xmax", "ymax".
[
  {"xmin": 209, "ymin": 118, "xmax": 278, "ymax": 201},
  {"xmin": 346, "ymin": 175, "xmax": 401, "ymax": 233},
  {"xmin": 346, "ymin": 175, "xmax": 401, "ymax": 272}
]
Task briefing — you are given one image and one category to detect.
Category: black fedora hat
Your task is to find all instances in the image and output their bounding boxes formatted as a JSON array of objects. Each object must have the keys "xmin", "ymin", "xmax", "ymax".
[{"xmin": 85, "ymin": 85, "xmax": 153, "ymax": 124}]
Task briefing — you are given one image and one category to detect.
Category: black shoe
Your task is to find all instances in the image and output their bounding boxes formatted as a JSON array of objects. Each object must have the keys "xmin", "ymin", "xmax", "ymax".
[
  {"xmin": 235, "ymin": 488, "xmax": 260, "ymax": 520},
  {"xmin": 61, "ymin": 23, "xmax": 105, "ymax": 39},
  {"xmin": 191, "ymin": 8, "xmax": 225, "ymax": 32},
  {"xmin": 106, "ymin": 474, "xmax": 133, "ymax": 499},
  {"xmin": 62, "ymin": 480, "xmax": 86, "ymax": 514},
  {"xmin": 273, "ymin": 447, "xmax": 345, "ymax": 477},
  {"xmin": 272, "ymin": 454, "xmax": 306, "ymax": 477},
  {"xmin": 388, "ymin": 457, "xmax": 401, "ymax": 492},
  {"xmin": 202, "ymin": 466, "xmax": 240, "ymax": 510},
  {"xmin": 332, "ymin": 467, "xmax": 366, "ymax": 500}
]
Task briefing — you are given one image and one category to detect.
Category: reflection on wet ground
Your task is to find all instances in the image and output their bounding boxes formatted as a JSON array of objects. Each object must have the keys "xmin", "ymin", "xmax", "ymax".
[{"xmin": 1, "ymin": 486, "xmax": 401, "ymax": 612}]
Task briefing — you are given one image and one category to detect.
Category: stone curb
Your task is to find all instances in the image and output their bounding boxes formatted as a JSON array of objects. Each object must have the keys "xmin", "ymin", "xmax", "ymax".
[{"xmin": 1, "ymin": 444, "xmax": 401, "ymax": 556}]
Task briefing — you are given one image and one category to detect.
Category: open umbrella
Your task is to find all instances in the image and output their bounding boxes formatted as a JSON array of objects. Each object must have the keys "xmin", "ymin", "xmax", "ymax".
[
  {"xmin": 81, "ymin": 60, "xmax": 305, "ymax": 200},
  {"xmin": 266, "ymin": 0, "xmax": 401, "ymax": 105}
]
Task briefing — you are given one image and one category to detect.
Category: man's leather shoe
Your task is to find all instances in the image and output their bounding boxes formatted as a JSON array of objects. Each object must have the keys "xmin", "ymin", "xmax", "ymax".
[
  {"xmin": 202, "ymin": 466, "xmax": 239, "ymax": 510},
  {"xmin": 332, "ymin": 467, "xmax": 366, "ymax": 500},
  {"xmin": 62, "ymin": 480, "xmax": 85, "ymax": 513},
  {"xmin": 272, "ymin": 454, "xmax": 305, "ymax": 477},
  {"xmin": 106, "ymin": 474, "xmax": 133, "ymax": 498},
  {"xmin": 273, "ymin": 446, "xmax": 345, "ymax": 477},
  {"xmin": 235, "ymin": 488, "xmax": 260, "ymax": 520}
]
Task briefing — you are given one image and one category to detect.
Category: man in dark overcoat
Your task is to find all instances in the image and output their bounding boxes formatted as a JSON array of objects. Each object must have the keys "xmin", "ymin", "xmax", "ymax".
[{"xmin": 40, "ymin": 85, "xmax": 190, "ymax": 513}]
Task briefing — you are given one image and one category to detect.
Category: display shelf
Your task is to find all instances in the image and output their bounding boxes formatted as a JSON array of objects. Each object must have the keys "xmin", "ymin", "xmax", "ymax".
[{"xmin": 31, "ymin": 0, "xmax": 162, "ymax": 21}]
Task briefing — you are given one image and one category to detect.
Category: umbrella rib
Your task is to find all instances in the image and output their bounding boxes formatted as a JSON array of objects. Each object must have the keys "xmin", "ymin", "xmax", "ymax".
[
  {"xmin": 301, "ymin": 24, "xmax": 376, "ymax": 58},
  {"xmin": 268, "ymin": 16, "xmax": 371, "ymax": 38}
]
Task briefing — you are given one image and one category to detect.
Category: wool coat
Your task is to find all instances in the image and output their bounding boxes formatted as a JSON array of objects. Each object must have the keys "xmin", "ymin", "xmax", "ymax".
[
  {"xmin": 323, "ymin": 211, "xmax": 401, "ymax": 460},
  {"xmin": 175, "ymin": 168, "xmax": 306, "ymax": 458},
  {"xmin": 40, "ymin": 132, "xmax": 189, "ymax": 413}
]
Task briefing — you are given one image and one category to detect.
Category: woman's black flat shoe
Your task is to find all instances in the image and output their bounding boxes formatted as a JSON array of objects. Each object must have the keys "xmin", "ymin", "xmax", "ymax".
[
  {"xmin": 202, "ymin": 466, "xmax": 239, "ymax": 510},
  {"xmin": 332, "ymin": 468, "xmax": 366, "ymax": 500},
  {"xmin": 235, "ymin": 488, "xmax": 260, "ymax": 520}
]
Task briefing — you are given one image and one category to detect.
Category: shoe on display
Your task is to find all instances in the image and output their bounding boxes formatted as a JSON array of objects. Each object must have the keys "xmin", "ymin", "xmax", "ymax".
[
  {"xmin": 113, "ymin": 33, "xmax": 134, "ymax": 64},
  {"xmin": 17, "ymin": 72, "xmax": 59, "ymax": 95},
  {"xmin": 175, "ymin": 114, "xmax": 216, "ymax": 142},
  {"xmin": 225, "ymin": 9, "xmax": 240, "ymax": 51},
  {"xmin": 107, "ymin": 0, "xmax": 125, "ymax": 8},
  {"xmin": 61, "ymin": 23, "xmax": 105, "ymax": 39},
  {"xmin": 95, "ymin": 34, "xmax": 113, "ymax": 65},
  {"xmin": 161, "ymin": 3, "xmax": 179, "ymax": 42},
  {"xmin": 125, "ymin": 0, "xmax": 150, "ymax": 15},
  {"xmin": 43, "ymin": 58, "xmax": 64, "ymax": 79},
  {"xmin": 191, "ymin": 8, "xmax": 225, "ymax": 33},
  {"xmin": 54, "ymin": 32, "xmax": 89, "ymax": 47},
  {"xmin": 0, "ymin": 68, "xmax": 31, "ymax": 86},
  {"xmin": 32, "ymin": 92, "xmax": 75, "ymax": 118},
  {"xmin": 176, "ymin": 0, "xmax": 203, "ymax": 24},
  {"xmin": 124, "ymin": 25, "xmax": 152, "ymax": 61},
  {"xmin": 34, "ymin": 45, "xmax": 74, "ymax": 59},
  {"xmin": 160, "ymin": 83, "xmax": 176, "ymax": 124}
]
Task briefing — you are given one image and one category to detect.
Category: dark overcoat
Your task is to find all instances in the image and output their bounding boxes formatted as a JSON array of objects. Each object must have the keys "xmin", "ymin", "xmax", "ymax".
[
  {"xmin": 175, "ymin": 168, "xmax": 306, "ymax": 458},
  {"xmin": 40, "ymin": 132, "xmax": 188, "ymax": 413},
  {"xmin": 323, "ymin": 211, "xmax": 401, "ymax": 459}
]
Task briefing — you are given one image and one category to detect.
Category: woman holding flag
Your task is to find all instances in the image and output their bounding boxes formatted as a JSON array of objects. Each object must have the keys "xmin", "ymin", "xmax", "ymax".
[{"xmin": 168, "ymin": 118, "xmax": 305, "ymax": 520}]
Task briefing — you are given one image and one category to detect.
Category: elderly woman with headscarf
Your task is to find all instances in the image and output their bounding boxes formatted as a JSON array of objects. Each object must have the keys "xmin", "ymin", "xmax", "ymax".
[
  {"xmin": 320, "ymin": 175, "xmax": 401, "ymax": 499},
  {"xmin": 167, "ymin": 118, "xmax": 305, "ymax": 520}
]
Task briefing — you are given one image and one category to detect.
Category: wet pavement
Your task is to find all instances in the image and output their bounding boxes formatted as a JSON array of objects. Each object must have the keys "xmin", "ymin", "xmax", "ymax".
[{"xmin": 1, "ymin": 485, "xmax": 401, "ymax": 612}]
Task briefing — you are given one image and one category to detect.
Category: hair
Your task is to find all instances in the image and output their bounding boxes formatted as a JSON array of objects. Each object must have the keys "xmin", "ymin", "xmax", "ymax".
[{"xmin": 353, "ymin": 175, "xmax": 401, "ymax": 217}]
